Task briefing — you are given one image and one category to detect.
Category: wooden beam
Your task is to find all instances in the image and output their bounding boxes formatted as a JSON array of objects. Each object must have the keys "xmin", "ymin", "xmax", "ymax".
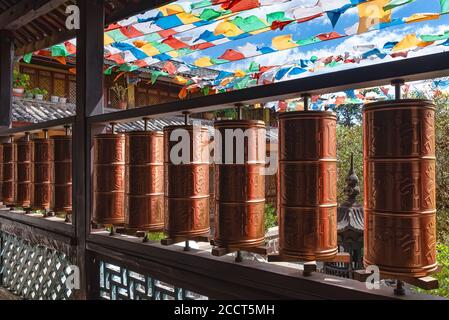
[
  {"xmin": 0, "ymin": 116, "xmax": 74, "ymax": 136},
  {"xmin": 0, "ymin": 0, "xmax": 67, "ymax": 30},
  {"xmin": 105, "ymin": 0, "xmax": 173, "ymax": 25},
  {"xmin": 86, "ymin": 233, "xmax": 446, "ymax": 300},
  {"xmin": 0, "ymin": 30, "xmax": 14, "ymax": 128},
  {"xmin": 14, "ymin": 28, "xmax": 74, "ymax": 56},
  {"xmin": 87, "ymin": 50, "xmax": 449, "ymax": 125},
  {"xmin": 73, "ymin": 0, "xmax": 105, "ymax": 300}
]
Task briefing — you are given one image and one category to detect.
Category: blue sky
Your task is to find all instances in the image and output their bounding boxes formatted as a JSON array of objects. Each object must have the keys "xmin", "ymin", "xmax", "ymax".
[{"xmin": 173, "ymin": 0, "xmax": 449, "ymax": 74}]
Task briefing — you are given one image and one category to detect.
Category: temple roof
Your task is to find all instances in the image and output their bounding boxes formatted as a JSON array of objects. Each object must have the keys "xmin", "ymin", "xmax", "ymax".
[{"xmin": 337, "ymin": 206, "xmax": 364, "ymax": 233}]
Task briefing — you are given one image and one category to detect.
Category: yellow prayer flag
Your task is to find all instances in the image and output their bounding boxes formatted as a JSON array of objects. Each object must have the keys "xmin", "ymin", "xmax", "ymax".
[
  {"xmin": 175, "ymin": 76, "xmax": 189, "ymax": 85},
  {"xmin": 272, "ymin": 35, "xmax": 298, "ymax": 51},
  {"xmin": 234, "ymin": 70, "xmax": 246, "ymax": 77},
  {"xmin": 133, "ymin": 40, "xmax": 147, "ymax": 48},
  {"xmin": 140, "ymin": 43, "xmax": 160, "ymax": 56},
  {"xmin": 357, "ymin": 0, "xmax": 391, "ymax": 33},
  {"xmin": 104, "ymin": 34, "xmax": 115, "ymax": 45},
  {"xmin": 392, "ymin": 34, "xmax": 421, "ymax": 52},
  {"xmin": 214, "ymin": 20, "xmax": 244, "ymax": 37},
  {"xmin": 194, "ymin": 57, "xmax": 213, "ymax": 67},
  {"xmin": 160, "ymin": 4, "xmax": 185, "ymax": 16},
  {"xmin": 404, "ymin": 13, "xmax": 440, "ymax": 23},
  {"xmin": 177, "ymin": 12, "xmax": 201, "ymax": 25}
]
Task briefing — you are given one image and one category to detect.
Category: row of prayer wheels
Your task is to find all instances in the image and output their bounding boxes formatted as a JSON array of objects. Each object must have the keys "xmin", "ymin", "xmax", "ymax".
[
  {"xmin": 0, "ymin": 130, "xmax": 72, "ymax": 214},
  {"xmin": 91, "ymin": 98, "xmax": 437, "ymax": 279},
  {"xmin": 93, "ymin": 120, "xmax": 267, "ymax": 249}
]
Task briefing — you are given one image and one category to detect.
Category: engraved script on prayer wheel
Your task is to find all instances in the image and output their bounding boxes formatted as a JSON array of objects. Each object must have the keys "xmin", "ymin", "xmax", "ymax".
[
  {"xmin": 363, "ymin": 99, "xmax": 437, "ymax": 278},
  {"xmin": 1, "ymin": 142, "xmax": 14, "ymax": 205},
  {"xmin": 125, "ymin": 131, "xmax": 164, "ymax": 231},
  {"xmin": 278, "ymin": 111, "xmax": 338, "ymax": 261},
  {"xmin": 31, "ymin": 137, "xmax": 53, "ymax": 210},
  {"xmin": 93, "ymin": 133, "xmax": 126, "ymax": 225},
  {"xmin": 163, "ymin": 125, "xmax": 210, "ymax": 238},
  {"xmin": 214, "ymin": 120, "xmax": 266, "ymax": 248},
  {"xmin": 51, "ymin": 135, "xmax": 72, "ymax": 213},
  {"xmin": 14, "ymin": 138, "xmax": 32, "ymax": 208}
]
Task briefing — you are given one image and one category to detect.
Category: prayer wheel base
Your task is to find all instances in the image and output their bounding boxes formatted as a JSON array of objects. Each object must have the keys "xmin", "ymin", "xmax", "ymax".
[
  {"xmin": 363, "ymin": 259, "xmax": 439, "ymax": 279},
  {"xmin": 161, "ymin": 234, "xmax": 211, "ymax": 246},
  {"xmin": 276, "ymin": 248, "xmax": 339, "ymax": 262}
]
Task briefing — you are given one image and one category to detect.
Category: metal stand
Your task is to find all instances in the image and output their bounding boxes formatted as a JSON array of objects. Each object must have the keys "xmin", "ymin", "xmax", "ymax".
[
  {"xmin": 210, "ymin": 240, "xmax": 271, "ymax": 263},
  {"xmin": 268, "ymin": 253, "xmax": 350, "ymax": 277},
  {"xmin": 161, "ymin": 234, "xmax": 211, "ymax": 247},
  {"xmin": 353, "ymin": 269, "xmax": 440, "ymax": 293},
  {"xmin": 115, "ymin": 227, "xmax": 163, "ymax": 243}
]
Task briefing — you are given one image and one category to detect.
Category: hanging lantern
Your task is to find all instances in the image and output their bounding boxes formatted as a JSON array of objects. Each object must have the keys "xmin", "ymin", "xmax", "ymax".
[
  {"xmin": 51, "ymin": 134, "xmax": 72, "ymax": 214},
  {"xmin": 125, "ymin": 130, "xmax": 164, "ymax": 231},
  {"xmin": 278, "ymin": 111, "xmax": 338, "ymax": 261},
  {"xmin": 163, "ymin": 124, "xmax": 210, "ymax": 238},
  {"xmin": 31, "ymin": 131, "xmax": 53, "ymax": 210},
  {"xmin": 93, "ymin": 129, "xmax": 125, "ymax": 225},
  {"xmin": 363, "ymin": 99, "xmax": 437, "ymax": 278},
  {"xmin": 213, "ymin": 120, "xmax": 266, "ymax": 248},
  {"xmin": 1, "ymin": 140, "xmax": 14, "ymax": 205},
  {"xmin": 14, "ymin": 134, "xmax": 32, "ymax": 208}
]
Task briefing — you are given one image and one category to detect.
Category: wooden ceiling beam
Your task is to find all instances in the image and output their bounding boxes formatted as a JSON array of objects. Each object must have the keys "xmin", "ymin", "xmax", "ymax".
[{"xmin": 0, "ymin": 0, "xmax": 67, "ymax": 30}]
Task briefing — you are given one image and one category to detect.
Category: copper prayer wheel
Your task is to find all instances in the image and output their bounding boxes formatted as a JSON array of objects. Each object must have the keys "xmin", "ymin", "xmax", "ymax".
[
  {"xmin": 51, "ymin": 135, "xmax": 72, "ymax": 213},
  {"xmin": 363, "ymin": 99, "xmax": 437, "ymax": 278},
  {"xmin": 213, "ymin": 120, "xmax": 266, "ymax": 248},
  {"xmin": 163, "ymin": 124, "xmax": 210, "ymax": 238},
  {"xmin": 1, "ymin": 141, "xmax": 14, "ymax": 205},
  {"xmin": 278, "ymin": 111, "xmax": 338, "ymax": 261},
  {"xmin": 93, "ymin": 132, "xmax": 125, "ymax": 225},
  {"xmin": 31, "ymin": 134, "xmax": 53, "ymax": 210},
  {"xmin": 125, "ymin": 131, "xmax": 164, "ymax": 231},
  {"xmin": 14, "ymin": 135, "xmax": 32, "ymax": 208}
]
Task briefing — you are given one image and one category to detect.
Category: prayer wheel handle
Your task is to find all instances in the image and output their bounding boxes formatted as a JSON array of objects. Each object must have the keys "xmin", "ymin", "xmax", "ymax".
[
  {"xmin": 43, "ymin": 129, "xmax": 48, "ymax": 139},
  {"xmin": 64, "ymin": 125, "xmax": 71, "ymax": 136},
  {"xmin": 110, "ymin": 122, "xmax": 117, "ymax": 134}
]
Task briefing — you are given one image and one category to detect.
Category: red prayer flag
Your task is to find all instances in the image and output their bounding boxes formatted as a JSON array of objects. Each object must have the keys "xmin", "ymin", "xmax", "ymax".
[
  {"xmin": 218, "ymin": 49, "xmax": 245, "ymax": 61},
  {"xmin": 316, "ymin": 32, "xmax": 343, "ymax": 41},
  {"xmin": 162, "ymin": 36, "xmax": 188, "ymax": 50},
  {"xmin": 222, "ymin": 0, "xmax": 259, "ymax": 12},
  {"xmin": 163, "ymin": 61, "xmax": 177, "ymax": 75},
  {"xmin": 120, "ymin": 26, "xmax": 143, "ymax": 39}
]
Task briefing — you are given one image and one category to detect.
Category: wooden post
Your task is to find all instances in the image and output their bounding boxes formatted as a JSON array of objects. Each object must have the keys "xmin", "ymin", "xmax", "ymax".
[
  {"xmin": 0, "ymin": 31, "xmax": 14, "ymax": 128},
  {"xmin": 74, "ymin": 0, "xmax": 105, "ymax": 300}
]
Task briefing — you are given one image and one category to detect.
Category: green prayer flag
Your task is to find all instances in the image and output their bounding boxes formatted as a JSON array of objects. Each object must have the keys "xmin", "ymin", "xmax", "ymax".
[
  {"xmin": 151, "ymin": 71, "xmax": 169, "ymax": 84},
  {"xmin": 440, "ymin": 0, "xmax": 449, "ymax": 13},
  {"xmin": 23, "ymin": 53, "xmax": 32, "ymax": 63},
  {"xmin": 200, "ymin": 9, "xmax": 222, "ymax": 21},
  {"xmin": 191, "ymin": 0, "xmax": 211, "ymax": 9},
  {"xmin": 296, "ymin": 37, "xmax": 321, "ymax": 46},
  {"xmin": 104, "ymin": 66, "xmax": 115, "ymax": 75},
  {"xmin": 383, "ymin": 0, "xmax": 415, "ymax": 11},
  {"xmin": 119, "ymin": 64, "xmax": 138, "ymax": 72},
  {"xmin": 420, "ymin": 31, "xmax": 449, "ymax": 42},
  {"xmin": 232, "ymin": 16, "xmax": 267, "ymax": 33},
  {"xmin": 248, "ymin": 62, "xmax": 260, "ymax": 73},
  {"xmin": 202, "ymin": 86, "xmax": 210, "ymax": 96},
  {"xmin": 51, "ymin": 44, "xmax": 69, "ymax": 57},
  {"xmin": 267, "ymin": 12, "xmax": 287, "ymax": 25}
]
